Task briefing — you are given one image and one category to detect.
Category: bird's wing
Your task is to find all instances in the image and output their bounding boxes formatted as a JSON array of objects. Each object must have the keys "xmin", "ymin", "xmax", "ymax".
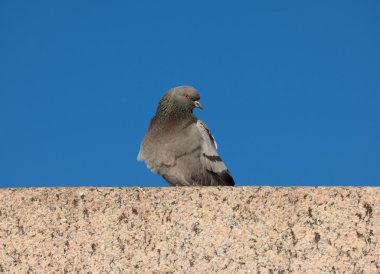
[{"xmin": 196, "ymin": 120, "xmax": 235, "ymax": 185}]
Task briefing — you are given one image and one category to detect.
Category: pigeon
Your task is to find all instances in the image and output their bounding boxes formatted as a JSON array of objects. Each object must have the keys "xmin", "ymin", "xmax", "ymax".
[{"xmin": 137, "ymin": 86, "xmax": 235, "ymax": 186}]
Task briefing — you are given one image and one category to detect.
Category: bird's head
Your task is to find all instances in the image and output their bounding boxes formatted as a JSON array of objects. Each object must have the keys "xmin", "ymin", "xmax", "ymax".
[
  {"xmin": 170, "ymin": 86, "xmax": 202, "ymax": 111},
  {"xmin": 157, "ymin": 86, "xmax": 202, "ymax": 116}
]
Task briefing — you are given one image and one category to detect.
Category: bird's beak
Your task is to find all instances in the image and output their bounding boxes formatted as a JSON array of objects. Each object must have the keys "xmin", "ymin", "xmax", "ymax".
[{"xmin": 194, "ymin": 101, "xmax": 203, "ymax": 110}]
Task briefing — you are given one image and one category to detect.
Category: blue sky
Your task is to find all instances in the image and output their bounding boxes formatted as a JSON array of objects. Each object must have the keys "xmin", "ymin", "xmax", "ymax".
[{"xmin": 1, "ymin": 1, "xmax": 379, "ymax": 187}]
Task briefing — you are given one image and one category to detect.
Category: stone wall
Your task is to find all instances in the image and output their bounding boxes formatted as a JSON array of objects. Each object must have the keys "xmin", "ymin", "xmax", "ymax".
[{"xmin": 0, "ymin": 187, "xmax": 378, "ymax": 273}]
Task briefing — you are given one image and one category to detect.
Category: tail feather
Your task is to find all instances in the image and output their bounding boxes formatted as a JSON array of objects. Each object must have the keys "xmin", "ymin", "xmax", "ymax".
[{"xmin": 208, "ymin": 170, "xmax": 235, "ymax": 186}]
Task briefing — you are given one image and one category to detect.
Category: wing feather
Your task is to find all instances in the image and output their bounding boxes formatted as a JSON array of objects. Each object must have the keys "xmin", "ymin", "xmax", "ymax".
[
  {"xmin": 197, "ymin": 121, "xmax": 228, "ymax": 173},
  {"xmin": 196, "ymin": 120, "xmax": 234, "ymax": 186}
]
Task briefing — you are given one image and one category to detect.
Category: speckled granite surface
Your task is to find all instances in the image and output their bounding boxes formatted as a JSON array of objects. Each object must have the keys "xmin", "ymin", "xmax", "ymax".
[{"xmin": 0, "ymin": 187, "xmax": 378, "ymax": 273}]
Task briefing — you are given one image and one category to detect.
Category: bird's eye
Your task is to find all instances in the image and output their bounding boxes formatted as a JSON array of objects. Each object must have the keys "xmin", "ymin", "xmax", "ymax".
[{"xmin": 183, "ymin": 94, "xmax": 190, "ymax": 99}]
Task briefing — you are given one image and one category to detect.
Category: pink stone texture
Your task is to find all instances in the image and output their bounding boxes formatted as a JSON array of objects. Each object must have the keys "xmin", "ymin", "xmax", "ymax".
[{"xmin": 0, "ymin": 187, "xmax": 379, "ymax": 273}]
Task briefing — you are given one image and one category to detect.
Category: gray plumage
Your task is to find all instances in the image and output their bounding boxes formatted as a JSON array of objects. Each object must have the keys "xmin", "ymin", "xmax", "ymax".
[{"xmin": 138, "ymin": 86, "xmax": 234, "ymax": 186}]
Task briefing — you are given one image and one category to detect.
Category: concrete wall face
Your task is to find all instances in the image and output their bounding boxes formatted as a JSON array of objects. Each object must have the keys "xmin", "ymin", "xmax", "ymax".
[{"xmin": 0, "ymin": 187, "xmax": 378, "ymax": 273}]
